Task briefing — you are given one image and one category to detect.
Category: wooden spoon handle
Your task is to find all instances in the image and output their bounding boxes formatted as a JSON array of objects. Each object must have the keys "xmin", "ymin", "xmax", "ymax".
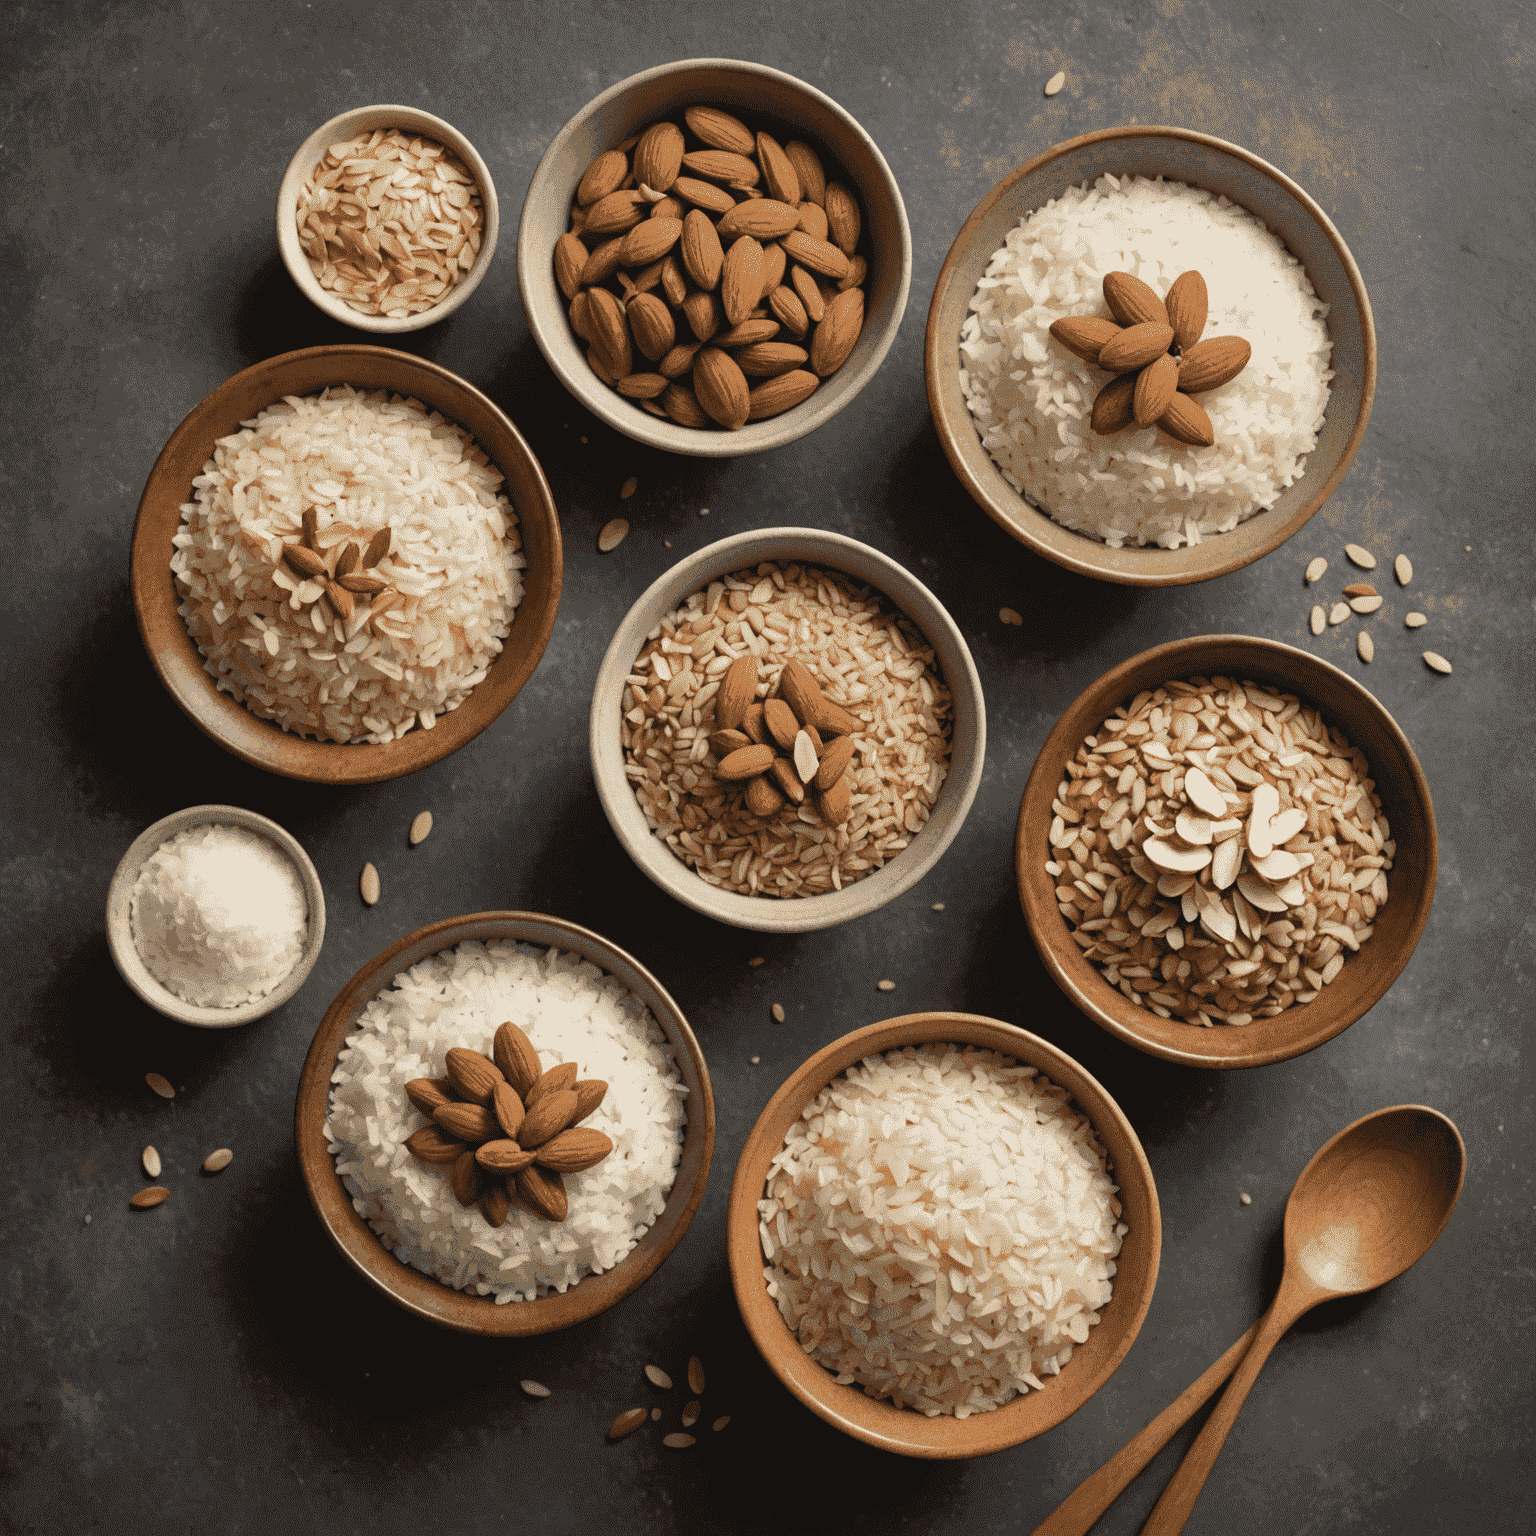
[
  {"xmin": 1028, "ymin": 1321, "xmax": 1261, "ymax": 1536},
  {"xmin": 1139, "ymin": 1290, "xmax": 1313, "ymax": 1536}
]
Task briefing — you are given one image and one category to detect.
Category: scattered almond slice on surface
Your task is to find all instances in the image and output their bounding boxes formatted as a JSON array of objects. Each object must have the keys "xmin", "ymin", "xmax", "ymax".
[
  {"xmin": 1423, "ymin": 651, "xmax": 1452, "ymax": 674},
  {"xmin": 1357, "ymin": 631, "xmax": 1374, "ymax": 663},
  {"xmin": 645, "ymin": 1365, "xmax": 673, "ymax": 1390},
  {"xmin": 681, "ymin": 1401, "xmax": 700, "ymax": 1427},
  {"xmin": 748, "ymin": 956, "xmax": 765, "ymax": 967},
  {"xmin": 1342, "ymin": 583, "xmax": 1376, "ymax": 598},
  {"xmin": 663, "ymin": 1433, "xmax": 696, "ymax": 1449},
  {"xmin": 713, "ymin": 1415, "xmax": 731, "ymax": 1431},
  {"xmin": 1044, "ymin": 70, "xmax": 1066, "ymax": 95},
  {"xmin": 876, "ymin": 979, "xmax": 895, "ymax": 992},
  {"xmin": 146, "ymin": 1073, "xmax": 174, "ymax": 1099},
  {"xmin": 609, "ymin": 1408, "xmax": 647, "ymax": 1440},
  {"xmin": 999, "ymin": 607, "xmax": 1023, "ymax": 626},
  {"xmin": 131, "ymin": 1187, "xmax": 169, "ymax": 1209},
  {"xmin": 770, "ymin": 1002, "xmax": 785, "ymax": 1022},
  {"xmin": 1405, "ymin": 612, "xmax": 1427, "ymax": 628},
  {"xmin": 1183, "ymin": 767, "xmax": 1228, "ymax": 818},
  {"xmin": 360, "ymin": 862, "xmax": 380, "ymax": 906},
  {"xmin": 1345, "ymin": 543, "xmax": 1376, "ymax": 569},
  {"xmin": 521, "ymin": 1380, "xmax": 552, "ymax": 1398},
  {"xmin": 141, "ymin": 1147, "xmax": 161, "ymax": 1177},
  {"xmin": 1328, "ymin": 602, "xmax": 1350, "ymax": 626},
  {"xmin": 203, "ymin": 1148, "xmax": 233, "ymax": 1173},
  {"xmin": 687, "ymin": 1356, "xmax": 705, "ymax": 1394},
  {"xmin": 620, "ymin": 475, "xmax": 638, "ymax": 499},
  {"xmin": 1304, "ymin": 557, "xmax": 1327, "ymax": 583},
  {"xmin": 1309, "ymin": 604, "xmax": 1326, "ymax": 635},
  {"xmin": 409, "ymin": 811, "xmax": 433, "ymax": 846},
  {"xmin": 1395, "ymin": 554, "xmax": 1413, "ymax": 586},
  {"xmin": 598, "ymin": 518, "xmax": 629, "ymax": 552},
  {"xmin": 1349, "ymin": 595, "xmax": 1383, "ymax": 615}
]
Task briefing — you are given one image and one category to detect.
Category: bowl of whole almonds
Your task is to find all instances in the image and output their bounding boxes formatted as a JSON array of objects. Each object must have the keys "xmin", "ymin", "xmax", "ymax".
[
  {"xmin": 590, "ymin": 528, "xmax": 986, "ymax": 932},
  {"xmin": 1016, "ymin": 635, "xmax": 1436, "ymax": 1068},
  {"xmin": 519, "ymin": 59, "xmax": 911, "ymax": 455}
]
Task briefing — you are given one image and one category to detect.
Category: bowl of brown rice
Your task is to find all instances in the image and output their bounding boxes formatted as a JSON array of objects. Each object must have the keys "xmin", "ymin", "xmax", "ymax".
[
  {"xmin": 1016, "ymin": 635, "xmax": 1436, "ymax": 1069},
  {"xmin": 726, "ymin": 1011, "xmax": 1160, "ymax": 1457},
  {"xmin": 589, "ymin": 528, "xmax": 986, "ymax": 932},
  {"xmin": 925, "ymin": 126, "xmax": 1376, "ymax": 585},
  {"xmin": 277, "ymin": 104, "xmax": 500, "ymax": 334},
  {"xmin": 132, "ymin": 345, "xmax": 562, "ymax": 783}
]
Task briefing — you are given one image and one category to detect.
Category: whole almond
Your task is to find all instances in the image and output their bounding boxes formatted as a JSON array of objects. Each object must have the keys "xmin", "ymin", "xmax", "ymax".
[
  {"xmin": 836, "ymin": 254, "xmax": 867, "ymax": 293},
  {"xmin": 769, "ymin": 756, "xmax": 806, "ymax": 804},
  {"xmin": 1048, "ymin": 315, "xmax": 1122, "ymax": 366},
  {"xmin": 790, "ymin": 264, "xmax": 826, "ymax": 321},
  {"xmin": 627, "ymin": 292, "xmax": 676, "ymax": 362},
  {"xmin": 617, "ymin": 372, "xmax": 670, "ymax": 399},
  {"xmin": 338, "ymin": 571, "xmax": 388, "ymax": 594},
  {"xmin": 721, "ymin": 236, "xmax": 764, "ymax": 326},
  {"xmin": 1158, "ymin": 392, "xmax": 1216, "ymax": 447},
  {"xmin": 693, "ymin": 346, "xmax": 750, "ymax": 429},
  {"xmin": 823, "ymin": 182, "xmax": 861, "ymax": 255},
  {"xmin": 554, "ymin": 232, "xmax": 587, "ymax": 301},
  {"xmin": 515, "ymin": 1164, "xmax": 568, "ymax": 1222},
  {"xmin": 716, "ymin": 199, "xmax": 800, "ymax": 241},
  {"xmin": 679, "ymin": 209, "xmax": 724, "ymax": 290},
  {"xmin": 580, "ymin": 236, "xmax": 626, "ymax": 288},
  {"xmin": 535, "ymin": 1127, "xmax": 615, "ymax": 1173},
  {"xmin": 764, "ymin": 698, "xmax": 800, "ymax": 751},
  {"xmin": 784, "ymin": 140, "xmax": 826, "ymax": 205},
  {"xmin": 659, "ymin": 340, "xmax": 703, "ymax": 379},
  {"xmin": 685, "ymin": 104, "xmax": 754, "ymax": 155},
  {"xmin": 609, "ymin": 1409, "xmax": 648, "ymax": 1441},
  {"xmin": 405, "ymin": 1125, "xmax": 467, "ymax": 1165},
  {"xmin": 813, "ymin": 733, "xmax": 854, "ymax": 791},
  {"xmin": 795, "ymin": 202, "xmax": 829, "ymax": 241},
  {"xmin": 475, "ymin": 1139, "xmax": 537, "ymax": 1174},
  {"xmin": 587, "ymin": 346, "xmax": 618, "ymax": 389},
  {"xmin": 682, "ymin": 288, "xmax": 721, "ymax": 342},
  {"xmin": 633, "ymin": 122, "xmax": 685, "ymax": 192},
  {"xmin": 757, "ymin": 240, "xmax": 787, "ymax": 302},
  {"xmin": 527, "ymin": 1061, "xmax": 579, "ymax": 1107},
  {"xmin": 745, "ymin": 774, "xmax": 785, "ymax": 818},
  {"xmin": 662, "ymin": 382, "xmax": 710, "ymax": 427},
  {"xmin": 649, "ymin": 195, "xmax": 685, "ymax": 221},
  {"xmin": 491, "ymin": 1079, "xmax": 526, "ymax": 1140},
  {"xmin": 672, "ymin": 176, "xmax": 736, "ymax": 215},
  {"xmin": 477, "ymin": 1181, "xmax": 512, "ymax": 1229},
  {"xmin": 284, "ymin": 544, "xmax": 326, "ymax": 579},
  {"xmin": 660, "ymin": 252, "xmax": 689, "ymax": 306},
  {"xmin": 586, "ymin": 287, "xmax": 633, "ymax": 378},
  {"xmin": 746, "ymin": 370, "xmax": 819, "ymax": 419},
  {"xmin": 1133, "ymin": 353, "xmax": 1180, "ymax": 427},
  {"xmin": 780, "ymin": 229, "xmax": 849, "ymax": 281},
  {"xmin": 1165, "ymin": 269, "xmax": 1208, "ymax": 352},
  {"xmin": 734, "ymin": 342, "xmax": 809, "ymax": 377},
  {"xmin": 756, "ymin": 132, "xmax": 801, "ymax": 204},
  {"xmin": 681, "ymin": 149, "xmax": 759, "ymax": 185},
  {"xmin": 718, "ymin": 744, "xmax": 775, "ymax": 781},
  {"xmin": 742, "ymin": 702, "xmax": 769, "ymax": 745},
  {"xmin": 715, "ymin": 318, "xmax": 780, "ymax": 348},
  {"xmin": 817, "ymin": 777, "xmax": 851, "ymax": 827},
  {"xmin": 405, "ymin": 1076, "xmax": 454, "ymax": 1117},
  {"xmin": 715, "ymin": 654, "xmax": 757, "ymax": 729},
  {"xmin": 519, "ymin": 1088, "xmax": 580, "ymax": 1149},
  {"xmin": 450, "ymin": 1149, "xmax": 482, "ymax": 1207},
  {"xmin": 768, "ymin": 284, "xmax": 810, "ymax": 338},
  {"xmin": 1177, "ymin": 336, "xmax": 1252, "ymax": 394},
  {"xmin": 434, "ymin": 1101, "xmax": 498, "ymax": 1144},
  {"xmin": 576, "ymin": 149, "xmax": 628, "ymax": 206},
  {"xmin": 202, "ymin": 1148, "xmax": 233, "ymax": 1173},
  {"xmin": 1097, "ymin": 322, "xmax": 1175, "ymax": 373},
  {"xmin": 584, "ymin": 189, "xmax": 647, "ymax": 237},
  {"xmin": 1090, "ymin": 373, "xmax": 1138, "ymax": 435},
  {"xmin": 778, "ymin": 660, "xmax": 825, "ymax": 728},
  {"xmin": 445, "ymin": 1048, "xmax": 503, "ymax": 1105},
  {"xmin": 619, "ymin": 217, "xmax": 683, "ymax": 269},
  {"xmin": 571, "ymin": 1079, "xmax": 608, "ymax": 1122},
  {"xmin": 1103, "ymin": 270, "xmax": 1169, "ymax": 327},
  {"xmin": 710, "ymin": 727, "xmax": 752, "ymax": 755},
  {"xmin": 569, "ymin": 292, "xmax": 593, "ymax": 344},
  {"xmin": 131, "ymin": 1187, "xmax": 170, "ymax": 1209},
  {"xmin": 808, "ymin": 287, "xmax": 863, "ymax": 377},
  {"xmin": 493, "ymin": 1021, "xmax": 542, "ymax": 1097}
]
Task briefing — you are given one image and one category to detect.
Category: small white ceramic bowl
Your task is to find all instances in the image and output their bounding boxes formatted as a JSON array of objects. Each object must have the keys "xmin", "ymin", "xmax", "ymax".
[
  {"xmin": 277, "ymin": 104, "xmax": 500, "ymax": 334},
  {"xmin": 590, "ymin": 529, "xmax": 986, "ymax": 934},
  {"xmin": 106, "ymin": 805, "xmax": 327, "ymax": 1027}
]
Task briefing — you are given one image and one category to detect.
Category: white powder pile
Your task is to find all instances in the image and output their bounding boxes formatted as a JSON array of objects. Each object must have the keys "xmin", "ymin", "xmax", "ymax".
[
  {"xmin": 760, "ymin": 1043, "xmax": 1125, "ymax": 1418},
  {"xmin": 130, "ymin": 823, "xmax": 309, "ymax": 1007},
  {"xmin": 959, "ymin": 174, "xmax": 1333, "ymax": 548},
  {"xmin": 325, "ymin": 941, "xmax": 688, "ymax": 1301}
]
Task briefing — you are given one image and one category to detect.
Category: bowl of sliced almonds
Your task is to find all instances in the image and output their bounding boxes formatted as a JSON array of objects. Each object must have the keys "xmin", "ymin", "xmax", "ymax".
[
  {"xmin": 519, "ymin": 58, "xmax": 911, "ymax": 455},
  {"xmin": 1016, "ymin": 635, "xmax": 1436, "ymax": 1068}
]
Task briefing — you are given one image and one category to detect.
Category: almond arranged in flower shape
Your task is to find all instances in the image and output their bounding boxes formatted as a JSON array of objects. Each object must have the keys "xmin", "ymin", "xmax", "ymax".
[{"xmin": 493, "ymin": 1021, "xmax": 541, "ymax": 1098}]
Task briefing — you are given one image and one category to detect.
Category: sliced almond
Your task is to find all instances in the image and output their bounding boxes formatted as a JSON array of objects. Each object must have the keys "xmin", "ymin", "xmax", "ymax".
[
  {"xmin": 681, "ymin": 1400, "xmax": 700, "ymax": 1427},
  {"xmin": 1247, "ymin": 782, "xmax": 1280, "ymax": 858},
  {"xmin": 663, "ymin": 1433, "xmax": 696, "ymax": 1449},
  {"xmin": 1309, "ymin": 604, "xmax": 1326, "ymax": 635},
  {"xmin": 1200, "ymin": 900, "xmax": 1237, "ymax": 944},
  {"xmin": 1174, "ymin": 812, "xmax": 1212, "ymax": 846},
  {"xmin": 141, "ymin": 1147, "xmax": 161, "ymax": 1177},
  {"xmin": 1183, "ymin": 766, "xmax": 1228, "ymax": 818},
  {"xmin": 713, "ymin": 1416, "xmax": 731, "ymax": 1432},
  {"xmin": 1357, "ymin": 631, "xmax": 1374, "ymax": 663},
  {"xmin": 202, "ymin": 1148, "xmax": 233, "ymax": 1173},
  {"xmin": 792, "ymin": 729, "xmax": 819, "ymax": 783},
  {"xmin": 146, "ymin": 1072, "xmax": 175, "ymax": 1099},
  {"xmin": 1423, "ymin": 651, "xmax": 1452, "ymax": 674},
  {"xmin": 598, "ymin": 518, "xmax": 629, "ymax": 553},
  {"xmin": 609, "ymin": 1408, "xmax": 648, "ymax": 1440},
  {"xmin": 130, "ymin": 1187, "xmax": 169, "ymax": 1209},
  {"xmin": 645, "ymin": 1364, "xmax": 673, "ymax": 1389},
  {"xmin": 1305, "ymin": 557, "xmax": 1327, "ymax": 583},
  {"xmin": 687, "ymin": 1356, "xmax": 706, "ymax": 1394},
  {"xmin": 409, "ymin": 811, "xmax": 433, "ymax": 846},
  {"xmin": 1349, "ymin": 595, "xmax": 1383, "ymax": 615},
  {"xmin": 1236, "ymin": 874, "xmax": 1289, "ymax": 913},
  {"xmin": 1143, "ymin": 837, "xmax": 1212, "ymax": 874},
  {"xmin": 1044, "ymin": 69, "xmax": 1066, "ymax": 95},
  {"xmin": 1266, "ymin": 807, "xmax": 1308, "ymax": 845},
  {"xmin": 1395, "ymin": 554, "xmax": 1413, "ymax": 586},
  {"xmin": 1328, "ymin": 602, "xmax": 1350, "ymax": 626},
  {"xmin": 360, "ymin": 861, "xmax": 380, "ymax": 905},
  {"xmin": 520, "ymin": 1380, "xmax": 552, "ymax": 1398},
  {"xmin": 1210, "ymin": 834, "xmax": 1242, "ymax": 891},
  {"xmin": 1405, "ymin": 612, "xmax": 1427, "ymax": 628},
  {"xmin": 1345, "ymin": 543, "xmax": 1376, "ymax": 569},
  {"xmin": 1252, "ymin": 849, "xmax": 1301, "ymax": 881}
]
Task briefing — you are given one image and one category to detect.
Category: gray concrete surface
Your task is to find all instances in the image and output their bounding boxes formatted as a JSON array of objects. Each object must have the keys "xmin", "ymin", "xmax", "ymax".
[{"xmin": 4, "ymin": 2, "xmax": 1532, "ymax": 1532}]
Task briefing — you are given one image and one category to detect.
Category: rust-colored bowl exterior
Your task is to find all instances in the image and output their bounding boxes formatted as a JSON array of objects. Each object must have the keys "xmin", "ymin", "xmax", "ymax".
[
  {"xmin": 1016, "ymin": 637, "xmax": 1437, "ymax": 1069},
  {"xmin": 132, "ymin": 346, "xmax": 562, "ymax": 783},
  {"xmin": 924, "ymin": 126, "xmax": 1376, "ymax": 586},
  {"xmin": 727, "ymin": 1012, "xmax": 1160, "ymax": 1458},
  {"xmin": 295, "ymin": 912, "xmax": 714, "ymax": 1336}
]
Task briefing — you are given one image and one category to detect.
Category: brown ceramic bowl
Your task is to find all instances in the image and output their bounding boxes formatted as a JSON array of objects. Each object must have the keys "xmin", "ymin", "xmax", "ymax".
[
  {"xmin": 295, "ymin": 911, "xmax": 715, "ymax": 1336},
  {"xmin": 1016, "ymin": 636, "xmax": 1437, "ymax": 1069},
  {"xmin": 132, "ymin": 346, "xmax": 562, "ymax": 783},
  {"xmin": 925, "ymin": 126, "xmax": 1376, "ymax": 585},
  {"xmin": 727, "ymin": 1012, "xmax": 1160, "ymax": 1458},
  {"xmin": 518, "ymin": 58, "xmax": 911, "ymax": 457}
]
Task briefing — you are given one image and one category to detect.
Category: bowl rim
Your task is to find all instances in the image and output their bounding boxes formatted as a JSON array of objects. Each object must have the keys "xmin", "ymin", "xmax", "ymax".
[
  {"xmin": 588, "ymin": 527, "xmax": 987, "ymax": 933},
  {"xmin": 105, "ymin": 803, "xmax": 327, "ymax": 1027},
  {"xmin": 923, "ymin": 123, "xmax": 1378, "ymax": 586},
  {"xmin": 726, "ymin": 1010, "xmax": 1161, "ymax": 1458},
  {"xmin": 1015, "ymin": 634, "xmax": 1438, "ymax": 1068},
  {"xmin": 275, "ymin": 103, "xmax": 501, "ymax": 334},
  {"xmin": 517, "ymin": 56, "xmax": 913, "ymax": 458},
  {"xmin": 293, "ymin": 910, "xmax": 716, "ymax": 1335},
  {"xmin": 131, "ymin": 343, "xmax": 563, "ymax": 784}
]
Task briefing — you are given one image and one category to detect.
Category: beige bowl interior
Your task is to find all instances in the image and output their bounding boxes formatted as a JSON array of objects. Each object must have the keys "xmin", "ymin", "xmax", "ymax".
[{"xmin": 924, "ymin": 125, "xmax": 1376, "ymax": 585}]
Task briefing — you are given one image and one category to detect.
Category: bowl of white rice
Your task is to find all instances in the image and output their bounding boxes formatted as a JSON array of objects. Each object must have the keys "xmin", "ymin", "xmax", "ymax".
[
  {"xmin": 727, "ymin": 1011, "xmax": 1159, "ymax": 1457},
  {"xmin": 925, "ymin": 126, "xmax": 1375, "ymax": 585},
  {"xmin": 295, "ymin": 911, "xmax": 714, "ymax": 1335},
  {"xmin": 133, "ymin": 345, "xmax": 563, "ymax": 783}
]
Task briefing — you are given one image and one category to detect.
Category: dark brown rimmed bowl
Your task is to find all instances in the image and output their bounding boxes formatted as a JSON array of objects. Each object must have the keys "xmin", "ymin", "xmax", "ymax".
[
  {"xmin": 1016, "ymin": 636, "xmax": 1436, "ymax": 1069},
  {"xmin": 924, "ymin": 126, "xmax": 1376, "ymax": 586},
  {"xmin": 132, "ymin": 346, "xmax": 563, "ymax": 783},
  {"xmin": 727, "ymin": 1012, "xmax": 1160, "ymax": 1458},
  {"xmin": 295, "ymin": 911, "xmax": 714, "ymax": 1335}
]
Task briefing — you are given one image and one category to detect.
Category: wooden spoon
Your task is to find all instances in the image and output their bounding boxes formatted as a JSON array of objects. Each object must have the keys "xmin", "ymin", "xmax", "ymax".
[{"xmin": 1033, "ymin": 1105, "xmax": 1465, "ymax": 1536}]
